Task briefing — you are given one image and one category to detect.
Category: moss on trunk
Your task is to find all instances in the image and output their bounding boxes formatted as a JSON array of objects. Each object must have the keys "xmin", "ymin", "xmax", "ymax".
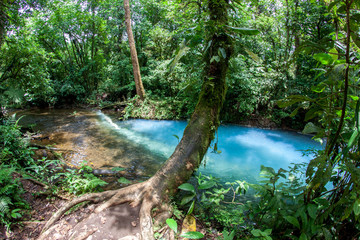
[{"xmin": 150, "ymin": 0, "xmax": 233, "ymax": 199}]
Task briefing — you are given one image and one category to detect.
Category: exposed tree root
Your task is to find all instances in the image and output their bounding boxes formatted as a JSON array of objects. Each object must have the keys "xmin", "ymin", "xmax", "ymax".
[
  {"xmin": 38, "ymin": 180, "xmax": 168, "ymax": 240},
  {"xmin": 40, "ymin": 189, "xmax": 118, "ymax": 236}
]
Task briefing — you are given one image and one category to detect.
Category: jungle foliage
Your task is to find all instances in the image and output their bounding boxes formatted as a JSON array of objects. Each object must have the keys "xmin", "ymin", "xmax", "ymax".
[
  {"xmin": 0, "ymin": 0, "xmax": 360, "ymax": 239},
  {"xmin": 0, "ymin": 115, "xmax": 107, "ymax": 232},
  {"xmin": 0, "ymin": 0, "xmax": 337, "ymax": 125}
]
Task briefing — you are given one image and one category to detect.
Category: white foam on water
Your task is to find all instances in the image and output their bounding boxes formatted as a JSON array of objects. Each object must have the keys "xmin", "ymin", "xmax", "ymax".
[{"xmin": 97, "ymin": 112, "xmax": 174, "ymax": 158}]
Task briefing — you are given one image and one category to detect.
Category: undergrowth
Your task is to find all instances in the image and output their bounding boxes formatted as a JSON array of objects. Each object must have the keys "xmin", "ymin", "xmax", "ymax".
[
  {"xmin": 176, "ymin": 160, "xmax": 360, "ymax": 240},
  {"xmin": 123, "ymin": 96, "xmax": 191, "ymax": 120},
  {"xmin": 0, "ymin": 115, "xmax": 107, "ymax": 233}
]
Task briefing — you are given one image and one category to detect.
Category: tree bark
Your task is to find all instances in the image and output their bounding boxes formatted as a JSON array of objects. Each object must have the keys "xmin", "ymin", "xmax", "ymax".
[
  {"xmin": 124, "ymin": 0, "xmax": 146, "ymax": 101},
  {"xmin": 0, "ymin": 1, "xmax": 9, "ymax": 48}
]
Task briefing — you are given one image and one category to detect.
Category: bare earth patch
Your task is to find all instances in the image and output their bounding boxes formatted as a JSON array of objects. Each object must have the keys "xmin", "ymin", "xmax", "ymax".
[{"xmin": 0, "ymin": 176, "xmax": 141, "ymax": 240}]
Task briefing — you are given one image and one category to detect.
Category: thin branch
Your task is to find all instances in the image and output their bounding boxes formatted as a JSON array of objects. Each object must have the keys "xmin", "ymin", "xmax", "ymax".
[{"xmin": 326, "ymin": 0, "xmax": 353, "ymax": 156}]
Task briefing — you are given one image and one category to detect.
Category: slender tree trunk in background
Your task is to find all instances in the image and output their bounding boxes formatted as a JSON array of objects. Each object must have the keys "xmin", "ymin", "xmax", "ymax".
[
  {"xmin": 0, "ymin": 1, "xmax": 9, "ymax": 117},
  {"xmin": 124, "ymin": 0, "xmax": 145, "ymax": 101},
  {"xmin": 0, "ymin": 1, "xmax": 8, "ymax": 48}
]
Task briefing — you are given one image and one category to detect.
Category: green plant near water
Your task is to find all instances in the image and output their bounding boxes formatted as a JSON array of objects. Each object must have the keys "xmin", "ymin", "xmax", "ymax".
[
  {"xmin": 58, "ymin": 162, "xmax": 107, "ymax": 195},
  {"xmin": 0, "ymin": 166, "xmax": 28, "ymax": 230},
  {"xmin": 177, "ymin": 173, "xmax": 248, "ymax": 238},
  {"xmin": 0, "ymin": 116, "xmax": 34, "ymax": 168},
  {"xmin": 25, "ymin": 157, "xmax": 62, "ymax": 183}
]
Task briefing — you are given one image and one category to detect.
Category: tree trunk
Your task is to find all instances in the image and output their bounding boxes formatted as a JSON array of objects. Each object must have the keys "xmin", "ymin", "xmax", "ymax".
[
  {"xmin": 40, "ymin": 1, "xmax": 232, "ymax": 239},
  {"xmin": 148, "ymin": 0, "xmax": 233, "ymax": 198},
  {"xmin": 124, "ymin": 0, "xmax": 145, "ymax": 101},
  {"xmin": 0, "ymin": 1, "xmax": 8, "ymax": 48}
]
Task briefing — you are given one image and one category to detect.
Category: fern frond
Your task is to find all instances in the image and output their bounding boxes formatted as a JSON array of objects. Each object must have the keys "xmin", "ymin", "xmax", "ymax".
[
  {"xmin": 0, "ymin": 184, "xmax": 12, "ymax": 195},
  {"xmin": 0, "ymin": 167, "xmax": 14, "ymax": 182},
  {"xmin": 0, "ymin": 197, "xmax": 11, "ymax": 214}
]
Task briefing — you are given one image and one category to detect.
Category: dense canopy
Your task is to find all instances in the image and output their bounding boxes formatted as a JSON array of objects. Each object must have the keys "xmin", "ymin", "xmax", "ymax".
[{"xmin": 1, "ymin": 0, "xmax": 360, "ymax": 239}]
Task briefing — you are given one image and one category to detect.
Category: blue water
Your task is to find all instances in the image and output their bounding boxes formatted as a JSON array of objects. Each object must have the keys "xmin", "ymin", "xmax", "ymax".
[{"xmin": 98, "ymin": 112, "xmax": 322, "ymax": 183}]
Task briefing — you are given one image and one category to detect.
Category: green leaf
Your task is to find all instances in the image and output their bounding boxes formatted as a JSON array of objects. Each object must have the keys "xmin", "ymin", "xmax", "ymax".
[
  {"xmin": 180, "ymin": 194, "xmax": 196, "ymax": 205},
  {"xmin": 118, "ymin": 177, "xmax": 131, "ymax": 184},
  {"xmin": 227, "ymin": 26, "xmax": 260, "ymax": 35},
  {"xmin": 222, "ymin": 230, "xmax": 235, "ymax": 240},
  {"xmin": 244, "ymin": 48, "xmax": 262, "ymax": 63},
  {"xmin": 322, "ymin": 227, "xmax": 333, "ymax": 240},
  {"xmin": 168, "ymin": 40, "xmax": 190, "ymax": 72},
  {"xmin": 307, "ymin": 204, "xmax": 318, "ymax": 219},
  {"xmin": 350, "ymin": 95, "xmax": 360, "ymax": 101},
  {"xmin": 260, "ymin": 165, "xmax": 276, "ymax": 176},
  {"xmin": 251, "ymin": 229, "xmax": 262, "ymax": 237},
  {"xmin": 329, "ymin": 48, "xmax": 338, "ymax": 62},
  {"xmin": 198, "ymin": 181, "xmax": 216, "ymax": 190},
  {"xmin": 302, "ymin": 122, "xmax": 322, "ymax": 134},
  {"xmin": 351, "ymin": 32, "xmax": 360, "ymax": 49},
  {"xmin": 299, "ymin": 233, "xmax": 308, "ymax": 240},
  {"xmin": 277, "ymin": 95, "xmax": 313, "ymax": 108},
  {"xmin": 178, "ymin": 183, "xmax": 195, "ymax": 193},
  {"xmin": 173, "ymin": 134, "xmax": 180, "ymax": 142},
  {"xmin": 313, "ymin": 53, "xmax": 333, "ymax": 65},
  {"xmin": 187, "ymin": 200, "xmax": 195, "ymax": 215},
  {"xmin": 328, "ymin": 0, "xmax": 341, "ymax": 11},
  {"xmin": 166, "ymin": 218, "xmax": 178, "ymax": 234},
  {"xmin": 263, "ymin": 229, "xmax": 272, "ymax": 236},
  {"xmin": 180, "ymin": 231, "xmax": 204, "ymax": 239},
  {"xmin": 353, "ymin": 199, "xmax": 360, "ymax": 216},
  {"xmin": 284, "ymin": 215, "xmax": 300, "ymax": 229},
  {"xmin": 219, "ymin": 48, "xmax": 226, "ymax": 59},
  {"xmin": 305, "ymin": 107, "xmax": 321, "ymax": 121},
  {"xmin": 210, "ymin": 56, "xmax": 220, "ymax": 63},
  {"xmin": 348, "ymin": 128, "xmax": 359, "ymax": 148}
]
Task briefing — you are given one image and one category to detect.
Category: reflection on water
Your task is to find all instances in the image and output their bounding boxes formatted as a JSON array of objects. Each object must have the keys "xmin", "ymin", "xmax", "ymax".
[{"xmin": 16, "ymin": 109, "xmax": 322, "ymax": 182}]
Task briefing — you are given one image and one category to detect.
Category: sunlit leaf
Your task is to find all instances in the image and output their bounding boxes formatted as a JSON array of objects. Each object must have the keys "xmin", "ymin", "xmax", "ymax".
[
  {"xmin": 329, "ymin": 48, "xmax": 338, "ymax": 62},
  {"xmin": 244, "ymin": 48, "xmax": 262, "ymax": 63},
  {"xmin": 353, "ymin": 199, "xmax": 360, "ymax": 216},
  {"xmin": 187, "ymin": 200, "xmax": 195, "ymax": 215},
  {"xmin": 227, "ymin": 26, "xmax": 260, "ymax": 35},
  {"xmin": 166, "ymin": 218, "xmax": 178, "ymax": 233},
  {"xmin": 178, "ymin": 183, "xmax": 195, "ymax": 193},
  {"xmin": 313, "ymin": 53, "xmax": 333, "ymax": 65},
  {"xmin": 198, "ymin": 181, "xmax": 216, "ymax": 190}
]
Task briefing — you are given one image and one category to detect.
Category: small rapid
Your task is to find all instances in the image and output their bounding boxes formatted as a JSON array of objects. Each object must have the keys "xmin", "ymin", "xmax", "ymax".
[{"xmin": 97, "ymin": 111, "xmax": 175, "ymax": 158}]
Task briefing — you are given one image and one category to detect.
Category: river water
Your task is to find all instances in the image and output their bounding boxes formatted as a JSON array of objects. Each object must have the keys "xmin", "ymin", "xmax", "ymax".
[{"xmin": 17, "ymin": 109, "xmax": 322, "ymax": 183}]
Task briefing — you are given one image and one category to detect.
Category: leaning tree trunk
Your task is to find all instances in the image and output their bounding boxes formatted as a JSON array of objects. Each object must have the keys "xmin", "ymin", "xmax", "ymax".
[
  {"xmin": 39, "ymin": 1, "xmax": 232, "ymax": 239},
  {"xmin": 124, "ymin": 0, "xmax": 146, "ymax": 101}
]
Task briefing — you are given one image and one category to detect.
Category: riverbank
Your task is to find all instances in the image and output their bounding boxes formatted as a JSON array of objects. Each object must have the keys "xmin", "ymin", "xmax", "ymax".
[{"xmin": 2, "ymin": 106, "xmax": 323, "ymax": 240}]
